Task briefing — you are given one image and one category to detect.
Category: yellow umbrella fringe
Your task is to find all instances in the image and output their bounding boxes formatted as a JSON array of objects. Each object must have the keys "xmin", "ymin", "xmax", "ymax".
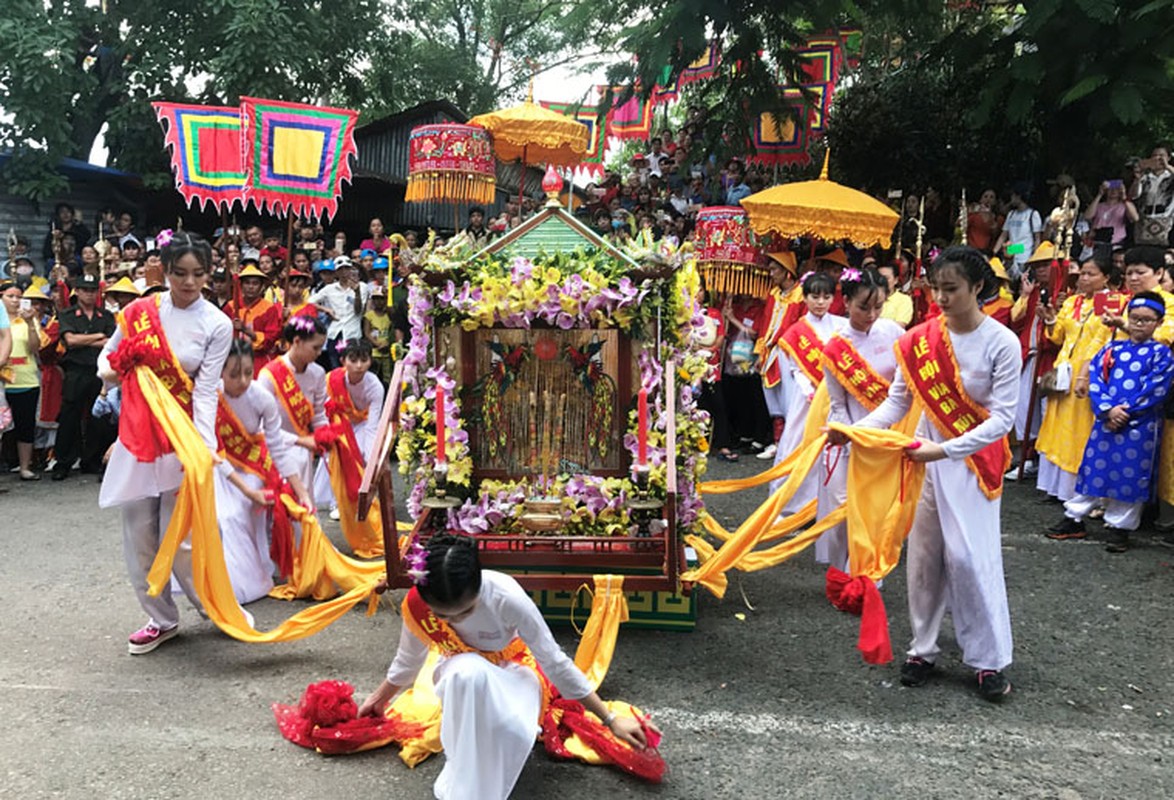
[{"xmin": 406, "ymin": 172, "xmax": 496, "ymax": 205}]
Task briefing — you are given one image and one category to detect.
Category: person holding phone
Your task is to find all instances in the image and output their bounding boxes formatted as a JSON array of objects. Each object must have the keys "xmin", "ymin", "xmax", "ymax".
[
  {"xmin": 1085, "ymin": 179, "xmax": 1139, "ymax": 248},
  {"xmin": 1130, "ymin": 146, "xmax": 1174, "ymax": 246}
]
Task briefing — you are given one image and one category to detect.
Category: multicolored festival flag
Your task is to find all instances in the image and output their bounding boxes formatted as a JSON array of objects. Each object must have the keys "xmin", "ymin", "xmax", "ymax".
[
  {"xmin": 749, "ymin": 35, "xmax": 844, "ymax": 166},
  {"xmin": 597, "ymin": 86, "xmax": 654, "ymax": 141},
  {"xmin": 239, "ymin": 97, "xmax": 359, "ymax": 220},
  {"xmin": 152, "ymin": 103, "xmax": 247, "ymax": 211},
  {"xmin": 678, "ymin": 42, "xmax": 720, "ymax": 86},
  {"xmin": 537, "ymin": 100, "xmax": 606, "ymax": 177}
]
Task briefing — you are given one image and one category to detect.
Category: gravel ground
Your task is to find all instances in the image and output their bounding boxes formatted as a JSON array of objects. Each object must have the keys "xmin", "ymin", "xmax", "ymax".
[{"xmin": 1, "ymin": 457, "xmax": 1171, "ymax": 799}]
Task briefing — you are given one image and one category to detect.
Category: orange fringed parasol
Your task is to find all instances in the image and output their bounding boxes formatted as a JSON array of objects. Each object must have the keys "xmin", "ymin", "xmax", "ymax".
[
  {"xmin": 468, "ymin": 86, "xmax": 589, "ymax": 168},
  {"xmin": 405, "ymin": 123, "xmax": 497, "ymax": 205},
  {"xmin": 740, "ymin": 152, "xmax": 899, "ymax": 248}
]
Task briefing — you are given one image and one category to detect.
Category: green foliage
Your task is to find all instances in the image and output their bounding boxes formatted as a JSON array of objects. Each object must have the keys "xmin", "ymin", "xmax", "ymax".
[
  {"xmin": 0, "ymin": 0, "xmax": 378, "ymax": 200},
  {"xmin": 363, "ymin": 0, "xmax": 615, "ymax": 117},
  {"xmin": 826, "ymin": 61, "xmax": 1041, "ymax": 195},
  {"xmin": 597, "ymin": 0, "xmax": 1174, "ymax": 192}
]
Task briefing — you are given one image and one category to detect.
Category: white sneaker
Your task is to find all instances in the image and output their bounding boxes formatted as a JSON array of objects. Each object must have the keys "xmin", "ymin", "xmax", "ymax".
[
  {"xmin": 756, "ymin": 444, "xmax": 777, "ymax": 459},
  {"xmin": 329, "ymin": 507, "xmax": 341, "ymax": 521},
  {"xmin": 1004, "ymin": 460, "xmax": 1036, "ymax": 481}
]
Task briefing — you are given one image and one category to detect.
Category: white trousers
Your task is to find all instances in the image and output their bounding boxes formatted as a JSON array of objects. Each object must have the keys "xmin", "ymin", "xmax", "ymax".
[
  {"xmin": 770, "ymin": 387, "xmax": 817, "ymax": 514},
  {"xmin": 814, "ymin": 443, "xmax": 849, "ymax": 572},
  {"xmin": 1064, "ymin": 493, "xmax": 1142, "ymax": 530},
  {"xmin": 1036, "ymin": 456, "xmax": 1078, "ymax": 502},
  {"xmin": 433, "ymin": 653, "xmax": 542, "ymax": 800},
  {"xmin": 1013, "ymin": 359, "xmax": 1044, "ymax": 441},
  {"xmin": 905, "ymin": 459, "xmax": 1013, "ymax": 671},
  {"xmin": 762, "ymin": 379, "xmax": 787, "ymax": 418},
  {"xmin": 216, "ymin": 470, "xmax": 275, "ymax": 604},
  {"xmin": 121, "ymin": 492, "xmax": 202, "ymax": 630}
]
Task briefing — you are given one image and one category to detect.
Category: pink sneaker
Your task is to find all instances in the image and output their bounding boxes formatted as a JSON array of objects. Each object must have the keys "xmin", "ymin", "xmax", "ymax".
[{"xmin": 127, "ymin": 623, "xmax": 179, "ymax": 655}]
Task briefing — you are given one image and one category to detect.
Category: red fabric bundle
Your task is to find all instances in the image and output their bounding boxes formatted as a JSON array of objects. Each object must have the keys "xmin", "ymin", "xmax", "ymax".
[
  {"xmin": 311, "ymin": 422, "xmax": 347, "ymax": 453},
  {"xmin": 825, "ymin": 567, "xmax": 892, "ymax": 664},
  {"xmin": 542, "ymin": 698, "xmax": 666, "ymax": 784},
  {"xmin": 273, "ymin": 680, "xmax": 426, "ymax": 755},
  {"xmin": 107, "ymin": 337, "xmax": 174, "ymax": 461}
]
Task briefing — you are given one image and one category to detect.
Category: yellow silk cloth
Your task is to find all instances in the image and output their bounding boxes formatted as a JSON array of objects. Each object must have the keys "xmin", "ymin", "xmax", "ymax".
[
  {"xmin": 268, "ymin": 503, "xmax": 387, "ymax": 602},
  {"xmin": 327, "ymin": 453, "xmax": 385, "ymax": 559},
  {"xmin": 700, "ymin": 382, "xmax": 831, "ymax": 496},
  {"xmin": 684, "ymin": 423, "xmax": 924, "ymax": 596},
  {"xmin": 388, "ymin": 575, "xmax": 633, "ymax": 768},
  {"xmin": 138, "ymin": 366, "xmax": 382, "ymax": 642}
]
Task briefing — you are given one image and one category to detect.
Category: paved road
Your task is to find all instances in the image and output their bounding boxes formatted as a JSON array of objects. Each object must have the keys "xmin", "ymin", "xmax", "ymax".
[{"xmin": 2, "ymin": 460, "xmax": 1172, "ymax": 799}]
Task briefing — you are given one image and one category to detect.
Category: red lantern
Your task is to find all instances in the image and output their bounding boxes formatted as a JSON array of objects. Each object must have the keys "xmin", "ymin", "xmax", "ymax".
[
  {"xmin": 693, "ymin": 206, "xmax": 770, "ymax": 298},
  {"xmin": 406, "ymin": 123, "xmax": 496, "ymax": 204}
]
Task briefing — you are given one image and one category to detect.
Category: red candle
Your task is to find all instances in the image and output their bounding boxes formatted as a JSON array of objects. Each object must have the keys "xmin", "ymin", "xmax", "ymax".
[
  {"xmin": 636, "ymin": 387, "xmax": 648, "ymax": 466},
  {"xmin": 435, "ymin": 385, "xmax": 447, "ymax": 464}
]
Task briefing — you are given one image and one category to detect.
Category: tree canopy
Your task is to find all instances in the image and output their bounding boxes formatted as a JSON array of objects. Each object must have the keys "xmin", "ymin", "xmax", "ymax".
[{"xmin": 1, "ymin": 0, "xmax": 1171, "ymax": 201}]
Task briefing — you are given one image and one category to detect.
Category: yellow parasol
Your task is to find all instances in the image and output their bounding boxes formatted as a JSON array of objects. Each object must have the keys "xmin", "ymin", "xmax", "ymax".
[
  {"xmin": 740, "ymin": 152, "xmax": 899, "ymax": 248},
  {"xmin": 468, "ymin": 86, "xmax": 589, "ymax": 168}
]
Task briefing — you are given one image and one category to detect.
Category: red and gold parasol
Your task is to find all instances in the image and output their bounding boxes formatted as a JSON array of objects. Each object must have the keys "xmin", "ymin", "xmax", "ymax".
[
  {"xmin": 405, "ymin": 123, "xmax": 496, "ymax": 205},
  {"xmin": 693, "ymin": 206, "xmax": 771, "ymax": 297}
]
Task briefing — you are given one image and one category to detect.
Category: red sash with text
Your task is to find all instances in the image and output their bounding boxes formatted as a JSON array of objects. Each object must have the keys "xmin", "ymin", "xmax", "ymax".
[
  {"xmin": 401, "ymin": 588, "xmax": 529, "ymax": 665},
  {"xmin": 216, "ymin": 394, "xmax": 295, "ymax": 577},
  {"xmin": 325, "ymin": 368, "xmax": 369, "ymax": 503},
  {"xmin": 896, "ymin": 318, "xmax": 1011, "ymax": 499},
  {"xmin": 107, "ymin": 295, "xmax": 193, "ymax": 461},
  {"xmin": 821, "ymin": 336, "xmax": 890, "ymax": 413},
  {"xmin": 779, "ymin": 319, "xmax": 827, "ymax": 386},
  {"xmin": 263, "ymin": 357, "xmax": 315, "ymax": 436}
]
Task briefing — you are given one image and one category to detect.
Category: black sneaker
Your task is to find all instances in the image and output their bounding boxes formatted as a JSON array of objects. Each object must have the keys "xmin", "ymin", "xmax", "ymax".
[
  {"xmin": 1104, "ymin": 527, "xmax": 1130, "ymax": 553},
  {"xmin": 1045, "ymin": 517, "xmax": 1086, "ymax": 540},
  {"xmin": 1156, "ymin": 533, "xmax": 1174, "ymax": 549},
  {"xmin": 900, "ymin": 656, "xmax": 936, "ymax": 687},
  {"xmin": 977, "ymin": 670, "xmax": 1011, "ymax": 702}
]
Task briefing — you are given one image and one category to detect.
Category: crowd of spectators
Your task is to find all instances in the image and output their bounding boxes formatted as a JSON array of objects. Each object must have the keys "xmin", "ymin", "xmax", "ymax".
[{"xmin": 2, "ymin": 139, "xmax": 1173, "ymax": 516}]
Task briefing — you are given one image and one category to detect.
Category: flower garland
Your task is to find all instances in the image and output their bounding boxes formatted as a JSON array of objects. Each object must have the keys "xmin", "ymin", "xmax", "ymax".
[
  {"xmin": 398, "ymin": 245, "xmax": 711, "ymax": 537},
  {"xmin": 396, "ymin": 279, "xmax": 473, "ymax": 519},
  {"xmin": 436, "ymin": 252, "xmax": 652, "ymax": 333}
]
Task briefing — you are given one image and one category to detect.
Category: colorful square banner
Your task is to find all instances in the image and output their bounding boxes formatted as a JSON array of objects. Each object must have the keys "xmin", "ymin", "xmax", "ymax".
[
  {"xmin": 152, "ymin": 103, "xmax": 247, "ymax": 211},
  {"xmin": 240, "ymin": 97, "xmax": 359, "ymax": 220}
]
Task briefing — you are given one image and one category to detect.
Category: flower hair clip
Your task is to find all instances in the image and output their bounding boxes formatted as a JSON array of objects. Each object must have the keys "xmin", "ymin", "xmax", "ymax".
[
  {"xmin": 840, "ymin": 268, "xmax": 862, "ymax": 283},
  {"xmin": 156, "ymin": 228, "xmax": 174, "ymax": 249},
  {"xmin": 405, "ymin": 539, "xmax": 429, "ymax": 586},
  {"xmin": 799, "ymin": 270, "xmax": 816, "ymax": 284},
  {"xmin": 334, "ymin": 339, "xmax": 348, "ymax": 355},
  {"xmin": 290, "ymin": 315, "xmax": 315, "ymax": 334}
]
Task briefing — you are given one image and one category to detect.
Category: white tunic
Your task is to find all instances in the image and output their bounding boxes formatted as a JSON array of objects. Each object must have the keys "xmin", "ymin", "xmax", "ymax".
[
  {"xmin": 98, "ymin": 294, "xmax": 233, "ymax": 508},
  {"xmin": 258, "ymin": 353, "xmax": 327, "ymax": 490},
  {"xmin": 770, "ymin": 311, "xmax": 848, "ymax": 513},
  {"xmin": 858, "ymin": 317, "xmax": 1021, "ymax": 670},
  {"xmin": 386, "ymin": 570, "xmax": 593, "ymax": 701},
  {"xmin": 313, "ymin": 370, "xmax": 385, "ymax": 506},
  {"xmin": 389, "ymin": 572, "xmax": 597, "ymax": 799},
  {"xmin": 815, "ymin": 319, "xmax": 904, "ymax": 569},
  {"xmin": 218, "ymin": 382, "xmax": 300, "ymax": 603}
]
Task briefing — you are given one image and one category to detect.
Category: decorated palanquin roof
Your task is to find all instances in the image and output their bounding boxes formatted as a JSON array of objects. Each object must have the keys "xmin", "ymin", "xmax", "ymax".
[{"xmin": 473, "ymin": 206, "xmax": 640, "ymax": 268}]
